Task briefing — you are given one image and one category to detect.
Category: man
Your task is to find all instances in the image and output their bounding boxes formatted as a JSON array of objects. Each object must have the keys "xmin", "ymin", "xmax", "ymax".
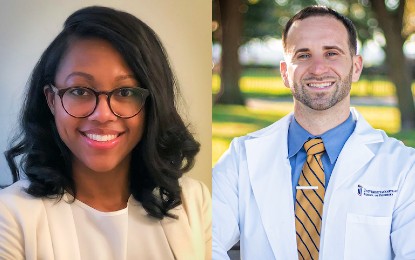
[{"xmin": 212, "ymin": 6, "xmax": 415, "ymax": 260}]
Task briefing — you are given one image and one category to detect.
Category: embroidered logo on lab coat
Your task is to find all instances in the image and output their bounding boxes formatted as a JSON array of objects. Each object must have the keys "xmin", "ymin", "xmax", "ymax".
[
  {"xmin": 358, "ymin": 185, "xmax": 363, "ymax": 196},
  {"xmin": 357, "ymin": 185, "xmax": 397, "ymax": 197}
]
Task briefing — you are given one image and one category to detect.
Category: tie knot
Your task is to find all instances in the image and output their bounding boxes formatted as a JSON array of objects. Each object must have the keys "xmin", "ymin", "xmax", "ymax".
[{"xmin": 304, "ymin": 138, "xmax": 325, "ymax": 155}]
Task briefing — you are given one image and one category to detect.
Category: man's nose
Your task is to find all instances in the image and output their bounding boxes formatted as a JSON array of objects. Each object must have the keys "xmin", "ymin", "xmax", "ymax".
[{"xmin": 308, "ymin": 58, "xmax": 329, "ymax": 75}]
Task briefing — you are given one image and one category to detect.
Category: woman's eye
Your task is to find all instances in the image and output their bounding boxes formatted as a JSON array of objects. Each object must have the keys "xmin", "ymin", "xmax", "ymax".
[
  {"xmin": 69, "ymin": 88, "xmax": 90, "ymax": 96},
  {"xmin": 117, "ymin": 88, "xmax": 134, "ymax": 97}
]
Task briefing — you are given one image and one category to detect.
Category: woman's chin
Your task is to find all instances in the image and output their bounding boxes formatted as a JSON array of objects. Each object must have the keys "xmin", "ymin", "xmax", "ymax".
[{"xmin": 74, "ymin": 157, "xmax": 129, "ymax": 175}]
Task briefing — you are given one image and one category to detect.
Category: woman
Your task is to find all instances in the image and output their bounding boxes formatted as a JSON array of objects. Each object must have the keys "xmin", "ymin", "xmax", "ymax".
[{"xmin": 0, "ymin": 6, "xmax": 211, "ymax": 260}]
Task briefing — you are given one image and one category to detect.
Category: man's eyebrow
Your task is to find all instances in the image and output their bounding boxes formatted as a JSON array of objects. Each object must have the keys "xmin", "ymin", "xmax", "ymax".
[
  {"xmin": 323, "ymin": 45, "xmax": 346, "ymax": 54},
  {"xmin": 293, "ymin": 48, "xmax": 310, "ymax": 56}
]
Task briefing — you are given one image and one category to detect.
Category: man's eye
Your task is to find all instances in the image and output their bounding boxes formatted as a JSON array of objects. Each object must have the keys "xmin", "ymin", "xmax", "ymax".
[
  {"xmin": 327, "ymin": 52, "xmax": 338, "ymax": 57},
  {"xmin": 298, "ymin": 53, "xmax": 310, "ymax": 59}
]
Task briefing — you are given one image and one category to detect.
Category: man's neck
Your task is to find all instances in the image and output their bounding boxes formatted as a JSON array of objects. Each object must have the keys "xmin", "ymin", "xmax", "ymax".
[{"xmin": 293, "ymin": 98, "xmax": 351, "ymax": 136}]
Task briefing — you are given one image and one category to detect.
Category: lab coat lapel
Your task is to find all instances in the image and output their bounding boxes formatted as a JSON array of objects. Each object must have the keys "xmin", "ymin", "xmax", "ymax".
[
  {"xmin": 320, "ymin": 109, "xmax": 384, "ymax": 254},
  {"xmin": 245, "ymin": 114, "xmax": 298, "ymax": 259},
  {"xmin": 43, "ymin": 195, "xmax": 81, "ymax": 260},
  {"xmin": 161, "ymin": 205, "xmax": 198, "ymax": 260},
  {"xmin": 327, "ymin": 109, "xmax": 384, "ymax": 193}
]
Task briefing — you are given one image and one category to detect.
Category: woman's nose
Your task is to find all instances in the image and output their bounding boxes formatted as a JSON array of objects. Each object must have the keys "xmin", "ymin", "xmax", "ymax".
[{"xmin": 87, "ymin": 95, "xmax": 117, "ymax": 122}]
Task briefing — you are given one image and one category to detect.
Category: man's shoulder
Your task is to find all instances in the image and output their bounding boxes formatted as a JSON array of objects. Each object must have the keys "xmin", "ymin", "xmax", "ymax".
[
  {"xmin": 239, "ymin": 112, "xmax": 293, "ymax": 140},
  {"xmin": 380, "ymin": 132, "xmax": 415, "ymax": 157},
  {"xmin": 353, "ymin": 109, "xmax": 415, "ymax": 158},
  {"xmin": 221, "ymin": 113, "xmax": 292, "ymax": 158}
]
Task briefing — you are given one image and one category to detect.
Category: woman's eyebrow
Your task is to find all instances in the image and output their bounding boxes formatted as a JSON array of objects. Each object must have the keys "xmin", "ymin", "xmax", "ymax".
[
  {"xmin": 64, "ymin": 72, "xmax": 137, "ymax": 83},
  {"xmin": 65, "ymin": 72, "xmax": 94, "ymax": 82},
  {"xmin": 115, "ymin": 74, "xmax": 136, "ymax": 81}
]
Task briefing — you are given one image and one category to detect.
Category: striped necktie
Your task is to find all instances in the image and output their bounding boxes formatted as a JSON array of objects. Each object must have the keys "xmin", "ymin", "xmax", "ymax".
[{"xmin": 295, "ymin": 138, "xmax": 325, "ymax": 260}]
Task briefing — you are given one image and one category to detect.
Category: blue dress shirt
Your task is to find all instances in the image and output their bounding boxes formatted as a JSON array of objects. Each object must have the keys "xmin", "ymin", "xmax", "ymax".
[{"xmin": 288, "ymin": 113, "xmax": 356, "ymax": 201}]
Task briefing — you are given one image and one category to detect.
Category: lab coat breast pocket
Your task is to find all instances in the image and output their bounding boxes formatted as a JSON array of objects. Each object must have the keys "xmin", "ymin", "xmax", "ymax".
[{"xmin": 344, "ymin": 213, "xmax": 392, "ymax": 260}]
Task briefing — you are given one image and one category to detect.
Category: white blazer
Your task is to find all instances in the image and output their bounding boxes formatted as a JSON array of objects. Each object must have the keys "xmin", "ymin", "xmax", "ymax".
[
  {"xmin": 0, "ymin": 176, "xmax": 212, "ymax": 260},
  {"xmin": 212, "ymin": 108, "xmax": 415, "ymax": 260}
]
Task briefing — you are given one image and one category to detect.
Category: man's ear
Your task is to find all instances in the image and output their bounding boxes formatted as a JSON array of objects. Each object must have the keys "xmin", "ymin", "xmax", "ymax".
[
  {"xmin": 43, "ymin": 86, "xmax": 55, "ymax": 115},
  {"xmin": 280, "ymin": 60, "xmax": 290, "ymax": 89},
  {"xmin": 352, "ymin": 55, "xmax": 363, "ymax": 82}
]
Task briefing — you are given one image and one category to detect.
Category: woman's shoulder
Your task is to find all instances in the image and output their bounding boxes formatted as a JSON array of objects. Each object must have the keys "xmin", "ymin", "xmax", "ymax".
[
  {"xmin": 179, "ymin": 176, "xmax": 211, "ymax": 216},
  {"xmin": 0, "ymin": 180, "xmax": 31, "ymax": 199},
  {"xmin": 179, "ymin": 176, "xmax": 210, "ymax": 198},
  {"xmin": 0, "ymin": 180, "xmax": 43, "ymax": 214}
]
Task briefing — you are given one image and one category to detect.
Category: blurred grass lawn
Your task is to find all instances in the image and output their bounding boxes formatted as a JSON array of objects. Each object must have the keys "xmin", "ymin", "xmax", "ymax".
[
  {"xmin": 213, "ymin": 73, "xmax": 415, "ymax": 98},
  {"xmin": 212, "ymin": 72, "xmax": 415, "ymax": 166}
]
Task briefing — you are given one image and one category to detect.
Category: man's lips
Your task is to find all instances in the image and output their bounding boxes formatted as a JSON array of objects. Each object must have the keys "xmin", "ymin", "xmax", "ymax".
[{"xmin": 306, "ymin": 81, "xmax": 335, "ymax": 89}]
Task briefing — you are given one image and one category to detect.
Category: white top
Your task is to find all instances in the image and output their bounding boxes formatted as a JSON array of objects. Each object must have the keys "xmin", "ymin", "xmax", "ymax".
[{"xmin": 70, "ymin": 195, "xmax": 174, "ymax": 260}]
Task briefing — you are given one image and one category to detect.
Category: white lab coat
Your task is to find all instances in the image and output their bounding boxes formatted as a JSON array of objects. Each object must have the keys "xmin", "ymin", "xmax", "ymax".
[{"xmin": 212, "ymin": 108, "xmax": 415, "ymax": 260}]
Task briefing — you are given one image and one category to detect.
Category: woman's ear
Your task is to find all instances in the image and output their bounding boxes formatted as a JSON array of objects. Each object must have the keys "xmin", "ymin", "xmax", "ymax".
[{"xmin": 43, "ymin": 86, "xmax": 55, "ymax": 115}]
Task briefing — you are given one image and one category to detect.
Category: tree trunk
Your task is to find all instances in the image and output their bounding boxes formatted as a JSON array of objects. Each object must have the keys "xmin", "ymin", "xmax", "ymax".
[
  {"xmin": 216, "ymin": 0, "xmax": 245, "ymax": 105},
  {"xmin": 370, "ymin": 0, "xmax": 415, "ymax": 130}
]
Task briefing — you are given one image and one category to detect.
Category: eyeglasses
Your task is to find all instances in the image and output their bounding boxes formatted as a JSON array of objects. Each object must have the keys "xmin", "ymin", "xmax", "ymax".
[{"xmin": 48, "ymin": 85, "xmax": 150, "ymax": 118}]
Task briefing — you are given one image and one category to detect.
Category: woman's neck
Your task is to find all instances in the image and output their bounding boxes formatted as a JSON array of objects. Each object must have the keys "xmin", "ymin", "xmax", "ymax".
[{"xmin": 71, "ymin": 159, "xmax": 131, "ymax": 212}]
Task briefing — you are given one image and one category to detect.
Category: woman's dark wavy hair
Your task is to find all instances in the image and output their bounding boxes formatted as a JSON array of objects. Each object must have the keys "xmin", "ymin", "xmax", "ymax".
[{"xmin": 5, "ymin": 6, "xmax": 200, "ymax": 219}]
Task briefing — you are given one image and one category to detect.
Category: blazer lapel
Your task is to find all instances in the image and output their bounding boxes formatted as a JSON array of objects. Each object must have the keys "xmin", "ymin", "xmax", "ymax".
[
  {"xmin": 245, "ymin": 114, "xmax": 298, "ymax": 259},
  {"xmin": 161, "ymin": 205, "xmax": 198, "ymax": 260},
  {"xmin": 43, "ymin": 195, "xmax": 81, "ymax": 260}
]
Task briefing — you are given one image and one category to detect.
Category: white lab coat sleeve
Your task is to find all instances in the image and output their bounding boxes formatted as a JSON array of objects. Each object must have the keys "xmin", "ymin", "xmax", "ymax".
[
  {"xmin": 391, "ymin": 160, "xmax": 415, "ymax": 259},
  {"xmin": 0, "ymin": 196, "xmax": 24, "ymax": 260},
  {"xmin": 212, "ymin": 138, "xmax": 242, "ymax": 260}
]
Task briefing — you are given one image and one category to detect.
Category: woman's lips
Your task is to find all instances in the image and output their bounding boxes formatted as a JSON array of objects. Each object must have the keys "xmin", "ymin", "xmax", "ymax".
[
  {"xmin": 85, "ymin": 133, "xmax": 118, "ymax": 142},
  {"xmin": 79, "ymin": 130, "xmax": 124, "ymax": 149}
]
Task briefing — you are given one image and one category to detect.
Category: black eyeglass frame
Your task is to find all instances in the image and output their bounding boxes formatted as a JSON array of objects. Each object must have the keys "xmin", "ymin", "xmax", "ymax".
[{"xmin": 48, "ymin": 84, "xmax": 150, "ymax": 119}]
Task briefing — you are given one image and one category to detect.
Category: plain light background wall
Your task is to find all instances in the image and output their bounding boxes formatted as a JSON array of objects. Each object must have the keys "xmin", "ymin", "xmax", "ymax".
[{"xmin": 0, "ymin": 0, "xmax": 212, "ymax": 189}]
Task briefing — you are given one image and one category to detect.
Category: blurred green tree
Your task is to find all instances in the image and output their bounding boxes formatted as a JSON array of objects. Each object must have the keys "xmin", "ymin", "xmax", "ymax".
[
  {"xmin": 213, "ymin": 0, "xmax": 245, "ymax": 105},
  {"xmin": 369, "ymin": 0, "xmax": 415, "ymax": 129}
]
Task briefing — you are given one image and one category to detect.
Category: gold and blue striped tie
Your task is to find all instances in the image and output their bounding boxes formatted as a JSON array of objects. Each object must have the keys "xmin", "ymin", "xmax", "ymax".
[{"xmin": 295, "ymin": 138, "xmax": 325, "ymax": 260}]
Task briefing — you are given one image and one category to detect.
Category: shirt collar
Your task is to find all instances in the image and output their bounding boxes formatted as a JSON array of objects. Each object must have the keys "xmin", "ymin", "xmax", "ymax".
[
  {"xmin": 288, "ymin": 118, "xmax": 311, "ymax": 159},
  {"xmin": 288, "ymin": 113, "xmax": 356, "ymax": 164}
]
